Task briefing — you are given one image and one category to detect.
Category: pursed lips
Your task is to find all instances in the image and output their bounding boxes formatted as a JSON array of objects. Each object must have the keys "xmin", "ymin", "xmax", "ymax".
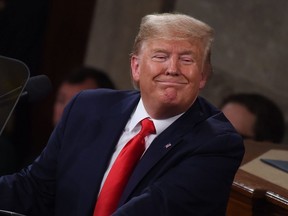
[{"xmin": 154, "ymin": 78, "xmax": 188, "ymax": 85}]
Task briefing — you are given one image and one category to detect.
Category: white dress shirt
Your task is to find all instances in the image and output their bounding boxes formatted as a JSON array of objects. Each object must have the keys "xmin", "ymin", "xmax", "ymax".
[{"xmin": 99, "ymin": 98, "xmax": 183, "ymax": 191}]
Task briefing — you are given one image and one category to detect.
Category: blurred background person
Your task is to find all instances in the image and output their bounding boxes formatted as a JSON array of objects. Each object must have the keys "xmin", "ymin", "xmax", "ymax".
[
  {"xmin": 220, "ymin": 93, "xmax": 285, "ymax": 144},
  {"xmin": 53, "ymin": 66, "xmax": 116, "ymax": 125}
]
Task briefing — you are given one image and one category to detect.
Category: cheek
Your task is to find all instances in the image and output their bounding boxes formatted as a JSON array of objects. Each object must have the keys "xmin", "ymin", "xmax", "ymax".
[
  {"xmin": 54, "ymin": 103, "xmax": 64, "ymax": 115},
  {"xmin": 138, "ymin": 63, "xmax": 154, "ymax": 80},
  {"xmin": 53, "ymin": 104, "xmax": 62, "ymax": 123},
  {"xmin": 187, "ymin": 69, "xmax": 206, "ymax": 89}
]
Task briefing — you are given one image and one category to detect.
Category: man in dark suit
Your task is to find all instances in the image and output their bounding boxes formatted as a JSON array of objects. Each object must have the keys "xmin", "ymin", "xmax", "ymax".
[{"xmin": 0, "ymin": 13, "xmax": 244, "ymax": 216}]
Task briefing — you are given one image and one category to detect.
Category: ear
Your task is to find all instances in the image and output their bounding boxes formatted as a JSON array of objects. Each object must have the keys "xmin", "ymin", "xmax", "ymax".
[
  {"xmin": 130, "ymin": 55, "xmax": 140, "ymax": 82},
  {"xmin": 199, "ymin": 51, "xmax": 213, "ymax": 89},
  {"xmin": 199, "ymin": 72, "xmax": 207, "ymax": 89}
]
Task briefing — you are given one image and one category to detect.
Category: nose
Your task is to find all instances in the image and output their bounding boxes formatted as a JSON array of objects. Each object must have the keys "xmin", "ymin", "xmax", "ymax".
[{"xmin": 165, "ymin": 56, "xmax": 179, "ymax": 76}]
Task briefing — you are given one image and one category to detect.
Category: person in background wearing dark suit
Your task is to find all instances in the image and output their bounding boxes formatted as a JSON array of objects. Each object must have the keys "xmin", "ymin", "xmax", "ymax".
[
  {"xmin": 220, "ymin": 93, "xmax": 285, "ymax": 144},
  {"xmin": 53, "ymin": 67, "xmax": 116, "ymax": 125},
  {"xmin": 0, "ymin": 12, "xmax": 244, "ymax": 216}
]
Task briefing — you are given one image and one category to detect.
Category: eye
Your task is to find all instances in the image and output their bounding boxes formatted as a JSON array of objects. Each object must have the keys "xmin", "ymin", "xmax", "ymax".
[
  {"xmin": 180, "ymin": 56, "xmax": 194, "ymax": 65},
  {"xmin": 151, "ymin": 54, "xmax": 168, "ymax": 62}
]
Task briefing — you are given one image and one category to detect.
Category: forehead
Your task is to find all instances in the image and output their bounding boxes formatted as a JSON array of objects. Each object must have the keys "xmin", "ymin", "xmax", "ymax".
[{"xmin": 141, "ymin": 38, "xmax": 203, "ymax": 53}]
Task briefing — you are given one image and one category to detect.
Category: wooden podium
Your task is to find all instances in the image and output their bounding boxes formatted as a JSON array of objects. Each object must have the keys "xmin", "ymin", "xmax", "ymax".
[{"xmin": 227, "ymin": 140, "xmax": 288, "ymax": 216}]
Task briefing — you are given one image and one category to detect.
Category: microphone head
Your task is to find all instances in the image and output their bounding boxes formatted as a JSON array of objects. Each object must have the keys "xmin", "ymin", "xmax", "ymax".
[{"xmin": 24, "ymin": 75, "xmax": 52, "ymax": 102}]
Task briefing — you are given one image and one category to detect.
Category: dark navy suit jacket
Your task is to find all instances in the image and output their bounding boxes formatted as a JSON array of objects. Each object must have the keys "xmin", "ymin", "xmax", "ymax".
[{"xmin": 0, "ymin": 89, "xmax": 244, "ymax": 216}]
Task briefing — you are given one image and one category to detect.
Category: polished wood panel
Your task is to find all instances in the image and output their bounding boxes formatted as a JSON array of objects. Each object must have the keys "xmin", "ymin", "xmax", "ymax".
[{"xmin": 227, "ymin": 140, "xmax": 288, "ymax": 216}]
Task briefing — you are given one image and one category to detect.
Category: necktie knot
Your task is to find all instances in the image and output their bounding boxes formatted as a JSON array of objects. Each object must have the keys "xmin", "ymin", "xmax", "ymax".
[{"xmin": 139, "ymin": 118, "xmax": 156, "ymax": 137}]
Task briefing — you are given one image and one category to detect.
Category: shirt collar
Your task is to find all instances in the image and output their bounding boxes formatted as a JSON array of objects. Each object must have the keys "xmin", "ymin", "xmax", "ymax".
[
  {"xmin": 128, "ymin": 99, "xmax": 149, "ymax": 132},
  {"xmin": 128, "ymin": 99, "xmax": 183, "ymax": 135}
]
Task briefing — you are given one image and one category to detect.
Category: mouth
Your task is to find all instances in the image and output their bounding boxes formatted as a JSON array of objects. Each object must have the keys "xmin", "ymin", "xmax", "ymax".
[{"xmin": 155, "ymin": 79, "xmax": 188, "ymax": 85}]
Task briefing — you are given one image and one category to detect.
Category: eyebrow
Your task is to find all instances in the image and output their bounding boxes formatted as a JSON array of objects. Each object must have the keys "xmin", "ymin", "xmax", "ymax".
[{"xmin": 151, "ymin": 48, "xmax": 195, "ymax": 56}]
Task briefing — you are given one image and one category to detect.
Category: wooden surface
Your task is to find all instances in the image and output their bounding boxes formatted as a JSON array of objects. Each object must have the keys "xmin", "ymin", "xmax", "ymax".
[{"xmin": 227, "ymin": 140, "xmax": 288, "ymax": 216}]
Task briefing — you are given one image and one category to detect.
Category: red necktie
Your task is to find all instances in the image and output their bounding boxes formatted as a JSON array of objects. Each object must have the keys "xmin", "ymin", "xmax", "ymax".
[{"xmin": 93, "ymin": 118, "xmax": 156, "ymax": 216}]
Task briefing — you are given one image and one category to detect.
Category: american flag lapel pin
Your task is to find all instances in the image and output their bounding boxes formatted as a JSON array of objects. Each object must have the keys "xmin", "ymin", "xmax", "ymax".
[{"xmin": 165, "ymin": 143, "xmax": 172, "ymax": 149}]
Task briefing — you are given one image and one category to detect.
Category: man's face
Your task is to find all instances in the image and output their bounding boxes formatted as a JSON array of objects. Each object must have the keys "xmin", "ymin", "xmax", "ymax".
[
  {"xmin": 221, "ymin": 102, "xmax": 256, "ymax": 139},
  {"xmin": 53, "ymin": 79, "xmax": 97, "ymax": 125},
  {"xmin": 131, "ymin": 38, "xmax": 207, "ymax": 119}
]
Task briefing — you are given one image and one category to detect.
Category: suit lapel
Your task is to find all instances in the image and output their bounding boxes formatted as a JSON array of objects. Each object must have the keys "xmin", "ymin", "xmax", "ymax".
[
  {"xmin": 119, "ymin": 98, "xmax": 208, "ymax": 204},
  {"xmin": 76, "ymin": 92, "xmax": 140, "ymax": 215}
]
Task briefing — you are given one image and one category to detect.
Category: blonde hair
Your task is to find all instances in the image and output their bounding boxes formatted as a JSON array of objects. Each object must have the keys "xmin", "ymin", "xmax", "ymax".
[{"xmin": 132, "ymin": 13, "xmax": 214, "ymax": 59}]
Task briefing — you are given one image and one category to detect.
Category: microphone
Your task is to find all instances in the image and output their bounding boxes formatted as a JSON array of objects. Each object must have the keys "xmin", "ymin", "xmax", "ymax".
[
  {"xmin": 0, "ymin": 75, "xmax": 52, "ymax": 135},
  {"xmin": 0, "ymin": 209, "xmax": 26, "ymax": 216},
  {"xmin": 20, "ymin": 75, "xmax": 52, "ymax": 102}
]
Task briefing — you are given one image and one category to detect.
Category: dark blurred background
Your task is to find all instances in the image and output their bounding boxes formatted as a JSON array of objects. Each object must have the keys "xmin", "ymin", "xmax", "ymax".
[
  {"xmin": 1, "ymin": 0, "xmax": 288, "ymax": 174},
  {"xmin": 0, "ymin": 0, "xmax": 175, "ymax": 174}
]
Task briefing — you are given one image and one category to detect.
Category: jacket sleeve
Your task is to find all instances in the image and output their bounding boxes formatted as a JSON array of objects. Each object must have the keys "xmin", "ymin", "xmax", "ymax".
[{"xmin": 0, "ymin": 94, "xmax": 73, "ymax": 216}]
